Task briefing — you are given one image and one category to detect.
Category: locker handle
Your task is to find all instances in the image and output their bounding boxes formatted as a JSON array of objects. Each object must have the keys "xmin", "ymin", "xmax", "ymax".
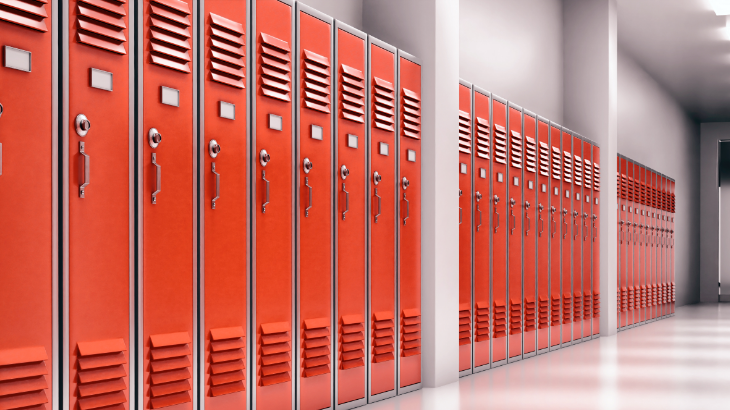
[
  {"xmin": 262, "ymin": 170, "xmax": 270, "ymax": 213},
  {"xmin": 583, "ymin": 213, "xmax": 588, "ymax": 241},
  {"xmin": 592, "ymin": 214, "xmax": 598, "ymax": 242},
  {"xmin": 524, "ymin": 201, "xmax": 531, "ymax": 236},
  {"xmin": 79, "ymin": 142, "xmax": 90, "ymax": 198},
  {"xmin": 538, "ymin": 204, "xmax": 544, "ymax": 237},
  {"xmin": 403, "ymin": 192, "xmax": 409, "ymax": 226},
  {"xmin": 212, "ymin": 162, "xmax": 220, "ymax": 209},
  {"xmin": 619, "ymin": 220, "xmax": 624, "ymax": 244},
  {"xmin": 342, "ymin": 183, "xmax": 349, "ymax": 220},
  {"xmin": 374, "ymin": 187, "xmax": 381, "ymax": 223},
  {"xmin": 475, "ymin": 191, "xmax": 482, "ymax": 231},
  {"xmin": 152, "ymin": 153, "xmax": 161, "ymax": 204},
  {"xmin": 493, "ymin": 196, "xmax": 500, "ymax": 233},
  {"xmin": 459, "ymin": 189, "xmax": 462, "ymax": 225},
  {"xmin": 510, "ymin": 198, "xmax": 516, "ymax": 235},
  {"xmin": 550, "ymin": 206, "xmax": 556, "ymax": 238},
  {"xmin": 633, "ymin": 223, "xmax": 638, "ymax": 245},
  {"xmin": 572, "ymin": 210, "xmax": 579, "ymax": 240},
  {"xmin": 305, "ymin": 177, "xmax": 312, "ymax": 217},
  {"xmin": 562, "ymin": 208, "xmax": 568, "ymax": 239}
]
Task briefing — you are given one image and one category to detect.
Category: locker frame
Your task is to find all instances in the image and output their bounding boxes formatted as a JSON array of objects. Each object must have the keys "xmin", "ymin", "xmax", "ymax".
[
  {"xmin": 547, "ymin": 122, "xmax": 563, "ymax": 351},
  {"xmin": 571, "ymin": 133, "xmax": 584, "ymax": 341},
  {"xmin": 560, "ymin": 127, "xmax": 574, "ymax": 347},
  {"xmin": 536, "ymin": 115, "xmax": 551, "ymax": 356},
  {"xmin": 590, "ymin": 141, "xmax": 601, "ymax": 339},
  {"xmin": 522, "ymin": 109, "xmax": 538, "ymax": 359},
  {"xmin": 458, "ymin": 78, "xmax": 474, "ymax": 378},
  {"xmin": 578, "ymin": 134, "xmax": 593, "ymax": 343},
  {"xmin": 506, "ymin": 101, "xmax": 523, "ymax": 363}
]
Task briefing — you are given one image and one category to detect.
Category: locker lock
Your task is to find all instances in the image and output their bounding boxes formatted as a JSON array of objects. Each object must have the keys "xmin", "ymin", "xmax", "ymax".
[
  {"xmin": 303, "ymin": 158, "xmax": 313, "ymax": 174},
  {"xmin": 340, "ymin": 165, "xmax": 349, "ymax": 180},
  {"xmin": 573, "ymin": 210, "xmax": 578, "ymax": 217},
  {"xmin": 539, "ymin": 204, "xmax": 544, "ymax": 211},
  {"xmin": 550, "ymin": 206, "xmax": 556, "ymax": 214},
  {"xmin": 373, "ymin": 171, "xmax": 381, "ymax": 185},
  {"xmin": 75, "ymin": 114, "xmax": 91, "ymax": 137},
  {"xmin": 208, "ymin": 140, "xmax": 221, "ymax": 158},
  {"xmin": 0, "ymin": 102, "xmax": 4, "ymax": 118},
  {"xmin": 562, "ymin": 208, "xmax": 568, "ymax": 215},
  {"xmin": 475, "ymin": 192, "xmax": 482, "ymax": 201},
  {"xmin": 402, "ymin": 177, "xmax": 409, "ymax": 190},
  {"xmin": 459, "ymin": 189, "xmax": 462, "ymax": 197},
  {"xmin": 524, "ymin": 201, "xmax": 530, "ymax": 210},
  {"xmin": 148, "ymin": 128, "xmax": 162, "ymax": 148},
  {"xmin": 510, "ymin": 198, "xmax": 515, "ymax": 207},
  {"xmin": 493, "ymin": 195, "xmax": 500, "ymax": 204},
  {"xmin": 259, "ymin": 150, "xmax": 271, "ymax": 166},
  {"xmin": 584, "ymin": 212, "xmax": 588, "ymax": 219}
]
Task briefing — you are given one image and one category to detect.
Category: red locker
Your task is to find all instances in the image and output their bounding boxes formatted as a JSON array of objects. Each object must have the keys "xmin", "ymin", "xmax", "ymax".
[
  {"xmin": 458, "ymin": 81, "xmax": 473, "ymax": 373},
  {"xmin": 536, "ymin": 118, "xmax": 551, "ymax": 351},
  {"xmin": 548, "ymin": 123, "xmax": 562, "ymax": 348},
  {"xmin": 200, "ymin": 1, "xmax": 249, "ymax": 407},
  {"xmin": 591, "ymin": 145, "xmax": 600, "ymax": 337},
  {"xmin": 333, "ymin": 21, "xmax": 367, "ymax": 409},
  {"xmin": 367, "ymin": 36, "xmax": 397, "ymax": 402},
  {"xmin": 571, "ymin": 136, "xmax": 583, "ymax": 340},
  {"xmin": 638, "ymin": 166, "xmax": 646, "ymax": 324},
  {"xmin": 251, "ymin": 0, "xmax": 295, "ymax": 408},
  {"xmin": 522, "ymin": 112, "xmax": 538, "ymax": 356},
  {"xmin": 0, "ymin": 2, "xmax": 57, "ymax": 410},
  {"xmin": 648, "ymin": 171, "xmax": 656, "ymax": 320},
  {"xmin": 397, "ymin": 50, "xmax": 422, "ymax": 392},
  {"xmin": 626, "ymin": 160, "xmax": 635, "ymax": 327},
  {"xmin": 670, "ymin": 179, "xmax": 675, "ymax": 314},
  {"xmin": 473, "ymin": 88, "xmax": 492, "ymax": 368},
  {"xmin": 632, "ymin": 163, "xmax": 641, "ymax": 325},
  {"xmin": 618, "ymin": 157, "xmax": 627, "ymax": 328},
  {"xmin": 560, "ymin": 130, "xmax": 573, "ymax": 344},
  {"xmin": 581, "ymin": 139, "xmax": 593, "ymax": 339},
  {"xmin": 295, "ymin": 5, "xmax": 333, "ymax": 409},
  {"xmin": 491, "ymin": 98, "xmax": 509, "ymax": 362},
  {"xmin": 507, "ymin": 104, "xmax": 523, "ymax": 359},
  {"xmin": 660, "ymin": 175, "xmax": 667, "ymax": 317},
  {"xmin": 64, "ymin": 0, "xmax": 132, "ymax": 409},
  {"xmin": 139, "ymin": 0, "xmax": 197, "ymax": 408}
]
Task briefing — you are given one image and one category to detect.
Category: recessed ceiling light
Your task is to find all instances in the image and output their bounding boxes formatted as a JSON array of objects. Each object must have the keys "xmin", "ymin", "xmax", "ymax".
[{"xmin": 711, "ymin": 0, "xmax": 730, "ymax": 15}]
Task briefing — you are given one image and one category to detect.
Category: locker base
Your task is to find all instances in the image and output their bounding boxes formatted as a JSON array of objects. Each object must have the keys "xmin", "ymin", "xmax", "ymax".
[
  {"xmin": 523, "ymin": 351, "xmax": 537, "ymax": 359},
  {"xmin": 507, "ymin": 356, "xmax": 523, "ymax": 363},
  {"xmin": 459, "ymin": 369, "xmax": 473, "ymax": 378},
  {"xmin": 562, "ymin": 341, "xmax": 574, "ymax": 347},
  {"xmin": 368, "ymin": 389, "xmax": 396, "ymax": 404},
  {"xmin": 537, "ymin": 348, "xmax": 549, "ymax": 355},
  {"xmin": 491, "ymin": 359, "xmax": 507, "ymax": 368},
  {"xmin": 398, "ymin": 382, "xmax": 422, "ymax": 396},
  {"xmin": 549, "ymin": 345, "xmax": 562, "ymax": 351},
  {"xmin": 581, "ymin": 336, "xmax": 592, "ymax": 342},
  {"xmin": 336, "ymin": 397, "xmax": 367, "ymax": 410},
  {"xmin": 591, "ymin": 334, "xmax": 600, "ymax": 340},
  {"xmin": 474, "ymin": 363, "xmax": 491, "ymax": 373}
]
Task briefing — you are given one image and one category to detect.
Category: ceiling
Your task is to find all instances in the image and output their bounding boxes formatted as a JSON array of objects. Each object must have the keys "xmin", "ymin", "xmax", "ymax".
[{"xmin": 618, "ymin": 0, "xmax": 730, "ymax": 122}]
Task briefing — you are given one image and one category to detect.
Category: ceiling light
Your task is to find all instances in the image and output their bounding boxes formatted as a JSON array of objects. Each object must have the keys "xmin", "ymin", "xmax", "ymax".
[{"xmin": 711, "ymin": 0, "xmax": 730, "ymax": 15}]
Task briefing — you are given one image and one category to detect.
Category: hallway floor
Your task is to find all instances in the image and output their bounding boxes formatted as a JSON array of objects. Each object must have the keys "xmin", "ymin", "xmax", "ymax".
[{"xmin": 363, "ymin": 304, "xmax": 730, "ymax": 410}]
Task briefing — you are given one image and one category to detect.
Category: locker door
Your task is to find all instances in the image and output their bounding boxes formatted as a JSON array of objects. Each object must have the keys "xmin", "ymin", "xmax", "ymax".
[
  {"xmin": 507, "ymin": 104, "xmax": 523, "ymax": 360},
  {"xmin": 491, "ymin": 98, "xmax": 509, "ymax": 363},
  {"xmin": 0, "ymin": 3, "xmax": 57, "ymax": 410},
  {"xmin": 397, "ymin": 51, "xmax": 422, "ymax": 393},
  {"xmin": 670, "ymin": 180, "xmax": 675, "ymax": 314},
  {"xmin": 522, "ymin": 113, "xmax": 538, "ymax": 357},
  {"xmin": 200, "ymin": 1, "xmax": 249, "ymax": 407},
  {"xmin": 581, "ymin": 143, "xmax": 593, "ymax": 339},
  {"xmin": 139, "ymin": 0, "xmax": 197, "ymax": 409},
  {"xmin": 296, "ymin": 5, "xmax": 333, "ymax": 409},
  {"xmin": 632, "ymin": 163, "xmax": 641, "ymax": 325},
  {"xmin": 333, "ymin": 21, "xmax": 367, "ymax": 409},
  {"xmin": 618, "ymin": 157, "xmax": 627, "ymax": 328},
  {"xmin": 64, "ymin": 1, "xmax": 132, "ymax": 409},
  {"xmin": 660, "ymin": 175, "xmax": 667, "ymax": 317},
  {"xmin": 649, "ymin": 171, "xmax": 656, "ymax": 320},
  {"xmin": 626, "ymin": 161, "xmax": 634, "ymax": 327},
  {"xmin": 458, "ymin": 81, "xmax": 473, "ymax": 374},
  {"xmin": 645, "ymin": 170, "xmax": 652, "ymax": 321},
  {"xmin": 536, "ymin": 119, "xmax": 551, "ymax": 351},
  {"xmin": 571, "ymin": 137, "xmax": 583, "ymax": 340},
  {"xmin": 251, "ymin": 0, "xmax": 295, "ymax": 408},
  {"xmin": 560, "ymin": 131, "xmax": 573, "ymax": 344},
  {"xmin": 638, "ymin": 166, "xmax": 646, "ymax": 324},
  {"xmin": 591, "ymin": 146, "xmax": 601, "ymax": 336},
  {"xmin": 473, "ymin": 88, "xmax": 492, "ymax": 368},
  {"xmin": 367, "ymin": 37, "xmax": 397, "ymax": 402},
  {"xmin": 548, "ymin": 124, "xmax": 562, "ymax": 349}
]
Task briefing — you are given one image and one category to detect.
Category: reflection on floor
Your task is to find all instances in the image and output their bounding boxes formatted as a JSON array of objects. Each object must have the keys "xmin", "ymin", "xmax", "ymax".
[{"xmin": 362, "ymin": 304, "xmax": 730, "ymax": 410}]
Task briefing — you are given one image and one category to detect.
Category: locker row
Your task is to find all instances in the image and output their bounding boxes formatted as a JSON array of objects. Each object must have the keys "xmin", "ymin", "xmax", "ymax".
[
  {"xmin": 616, "ymin": 154, "xmax": 676, "ymax": 330},
  {"xmin": 0, "ymin": 1, "xmax": 421, "ymax": 410},
  {"xmin": 457, "ymin": 80, "xmax": 602, "ymax": 375}
]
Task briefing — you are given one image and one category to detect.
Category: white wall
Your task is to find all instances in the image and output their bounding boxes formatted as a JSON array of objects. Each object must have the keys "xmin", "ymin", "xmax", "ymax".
[
  {"xmin": 460, "ymin": 0, "xmax": 564, "ymax": 123},
  {"xmin": 617, "ymin": 49, "xmax": 701, "ymax": 306},
  {"xmin": 299, "ymin": 0, "xmax": 363, "ymax": 30}
]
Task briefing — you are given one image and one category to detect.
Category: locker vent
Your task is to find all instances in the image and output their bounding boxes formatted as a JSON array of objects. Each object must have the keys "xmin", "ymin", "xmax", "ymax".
[
  {"xmin": 76, "ymin": 0, "xmax": 127, "ymax": 54},
  {"xmin": 584, "ymin": 159, "xmax": 592, "ymax": 190},
  {"xmin": 550, "ymin": 295, "xmax": 561, "ymax": 326},
  {"xmin": 671, "ymin": 193, "xmax": 675, "ymax": 213},
  {"xmin": 574, "ymin": 155, "xmax": 582, "ymax": 187},
  {"xmin": 400, "ymin": 309, "xmax": 421, "ymax": 357},
  {"xmin": 302, "ymin": 50, "xmax": 331, "ymax": 113},
  {"xmin": 259, "ymin": 33, "xmax": 292, "ymax": 102},
  {"xmin": 208, "ymin": 13, "xmax": 245, "ymax": 89},
  {"xmin": 0, "ymin": 0, "xmax": 48, "ymax": 31},
  {"xmin": 475, "ymin": 301, "xmax": 490, "ymax": 342},
  {"xmin": 584, "ymin": 292, "xmax": 592, "ymax": 320},
  {"xmin": 628, "ymin": 286, "xmax": 635, "ymax": 312},
  {"xmin": 593, "ymin": 163, "xmax": 600, "ymax": 192},
  {"xmin": 492, "ymin": 300, "xmax": 507, "ymax": 338},
  {"xmin": 371, "ymin": 311, "xmax": 394, "ymax": 363},
  {"xmin": 524, "ymin": 136, "xmax": 537, "ymax": 174},
  {"xmin": 301, "ymin": 318, "xmax": 330, "ymax": 378},
  {"xmin": 458, "ymin": 303, "xmax": 471, "ymax": 345},
  {"xmin": 340, "ymin": 65, "xmax": 365, "ymax": 123},
  {"xmin": 537, "ymin": 296, "xmax": 549, "ymax": 329},
  {"xmin": 628, "ymin": 177, "xmax": 634, "ymax": 204},
  {"xmin": 401, "ymin": 88, "xmax": 421, "ymax": 139},
  {"xmin": 149, "ymin": 332, "xmax": 192, "ymax": 408},
  {"xmin": 620, "ymin": 174, "xmax": 627, "ymax": 200},
  {"xmin": 634, "ymin": 179, "xmax": 641, "ymax": 204},
  {"xmin": 524, "ymin": 296, "xmax": 536, "ymax": 332},
  {"xmin": 76, "ymin": 339, "xmax": 127, "ymax": 410},
  {"xmin": 573, "ymin": 292, "xmax": 582, "ymax": 322},
  {"xmin": 259, "ymin": 322, "xmax": 291, "ymax": 386},
  {"xmin": 562, "ymin": 293, "xmax": 572, "ymax": 324},
  {"xmin": 562, "ymin": 152, "xmax": 572, "ymax": 184},
  {"xmin": 539, "ymin": 142, "xmax": 549, "ymax": 177},
  {"xmin": 458, "ymin": 110, "xmax": 472, "ymax": 154},
  {"xmin": 620, "ymin": 287, "xmax": 627, "ymax": 312},
  {"xmin": 671, "ymin": 283, "xmax": 675, "ymax": 302},
  {"xmin": 475, "ymin": 117, "xmax": 490, "ymax": 160},
  {"xmin": 493, "ymin": 124, "xmax": 508, "ymax": 165},
  {"xmin": 372, "ymin": 77, "xmax": 394, "ymax": 130},
  {"xmin": 651, "ymin": 285, "xmax": 657, "ymax": 307},
  {"xmin": 339, "ymin": 315, "xmax": 365, "ymax": 370},
  {"xmin": 640, "ymin": 285, "xmax": 647, "ymax": 308},
  {"xmin": 510, "ymin": 131, "xmax": 523, "ymax": 169},
  {"xmin": 148, "ymin": 0, "xmax": 192, "ymax": 73},
  {"xmin": 640, "ymin": 182, "xmax": 646, "ymax": 205},
  {"xmin": 509, "ymin": 298, "xmax": 522, "ymax": 335},
  {"xmin": 593, "ymin": 292, "xmax": 600, "ymax": 317},
  {"xmin": 208, "ymin": 327, "xmax": 245, "ymax": 397},
  {"xmin": 551, "ymin": 146, "xmax": 561, "ymax": 180},
  {"xmin": 0, "ymin": 346, "xmax": 49, "ymax": 410}
]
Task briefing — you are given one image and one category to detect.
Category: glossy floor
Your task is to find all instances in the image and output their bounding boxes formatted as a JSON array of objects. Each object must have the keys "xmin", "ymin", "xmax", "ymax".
[{"xmin": 363, "ymin": 304, "xmax": 730, "ymax": 410}]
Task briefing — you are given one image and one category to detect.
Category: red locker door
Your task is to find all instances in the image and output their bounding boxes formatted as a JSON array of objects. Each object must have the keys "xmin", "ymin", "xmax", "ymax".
[
  {"xmin": 458, "ymin": 81, "xmax": 473, "ymax": 372},
  {"xmin": 522, "ymin": 113, "xmax": 538, "ymax": 355},
  {"xmin": 618, "ymin": 157, "xmax": 627, "ymax": 328},
  {"xmin": 334, "ymin": 21, "xmax": 367, "ymax": 408},
  {"xmin": 649, "ymin": 171, "xmax": 656, "ymax": 320},
  {"xmin": 560, "ymin": 130, "xmax": 573, "ymax": 344},
  {"xmin": 491, "ymin": 99, "xmax": 508, "ymax": 362},
  {"xmin": 140, "ymin": 0, "xmax": 196, "ymax": 408},
  {"xmin": 581, "ymin": 143, "xmax": 593, "ymax": 338},
  {"xmin": 296, "ymin": 5, "xmax": 333, "ymax": 409},
  {"xmin": 571, "ymin": 137, "xmax": 583, "ymax": 340},
  {"xmin": 633, "ymin": 164, "xmax": 641, "ymax": 325},
  {"xmin": 0, "ymin": 3, "xmax": 57, "ymax": 410},
  {"xmin": 626, "ymin": 161, "xmax": 635, "ymax": 327},
  {"xmin": 536, "ymin": 119, "xmax": 551, "ymax": 350},
  {"xmin": 591, "ymin": 146, "xmax": 601, "ymax": 336},
  {"xmin": 548, "ymin": 124, "xmax": 562, "ymax": 348},
  {"xmin": 397, "ymin": 51, "xmax": 422, "ymax": 392},
  {"xmin": 507, "ymin": 104, "xmax": 523, "ymax": 359},
  {"xmin": 645, "ymin": 170, "xmax": 652, "ymax": 321},
  {"xmin": 660, "ymin": 175, "xmax": 667, "ymax": 317},
  {"xmin": 200, "ymin": 1, "xmax": 249, "ymax": 407},
  {"xmin": 638, "ymin": 166, "xmax": 646, "ymax": 323},
  {"xmin": 65, "ymin": 0, "xmax": 132, "ymax": 409},
  {"xmin": 670, "ymin": 180, "xmax": 675, "ymax": 314},
  {"xmin": 252, "ymin": 0, "xmax": 295, "ymax": 408},
  {"xmin": 473, "ymin": 88, "xmax": 492, "ymax": 367},
  {"xmin": 367, "ymin": 37, "xmax": 397, "ymax": 401}
]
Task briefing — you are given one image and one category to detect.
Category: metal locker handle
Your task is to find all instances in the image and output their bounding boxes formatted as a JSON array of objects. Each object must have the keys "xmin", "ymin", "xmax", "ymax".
[
  {"xmin": 374, "ymin": 188, "xmax": 381, "ymax": 223},
  {"xmin": 524, "ymin": 201, "xmax": 531, "ymax": 236},
  {"xmin": 573, "ymin": 210, "xmax": 579, "ymax": 240},
  {"xmin": 342, "ymin": 183, "xmax": 349, "ymax": 220},
  {"xmin": 538, "ymin": 204, "xmax": 544, "ymax": 237},
  {"xmin": 592, "ymin": 214, "xmax": 598, "ymax": 242},
  {"xmin": 550, "ymin": 206, "xmax": 556, "ymax": 238},
  {"xmin": 475, "ymin": 191, "xmax": 482, "ymax": 232},
  {"xmin": 212, "ymin": 162, "xmax": 220, "ymax": 209},
  {"xmin": 459, "ymin": 189, "xmax": 462, "ymax": 225},
  {"xmin": 493, "ymin": 195, "xmax": 500, "ymax": 233},
  {"xmin": 305, "ymin": 177, "xmax": 312, "ymax": 217},
  {"xmin": 510, "ymin": 198, "xmax": 516, "ymax": 235},
  {"xmin": 562, "ymin": 209, "xmax": 568, "ymax": 239},
  {"xmin": 583, "ymin": 213, "xmax": 589, "ymax": 241},
  {"xmin": 262, "ymin": 170, "xmax": 270, "ymax": 213},
  {"xmin": 79, "ymin": 142, "xmax": 90, "ymax": 198},
  {"xmin": 619, "ymin": 220, "xmax": 624, "ymax": 244},
  {"xmin": 152, "ymin": 153, "xmax": 161, "ymax": 204},
  {"xmin": 403, "ymin": 193, "xmax": 409, "ymax": 226}
]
